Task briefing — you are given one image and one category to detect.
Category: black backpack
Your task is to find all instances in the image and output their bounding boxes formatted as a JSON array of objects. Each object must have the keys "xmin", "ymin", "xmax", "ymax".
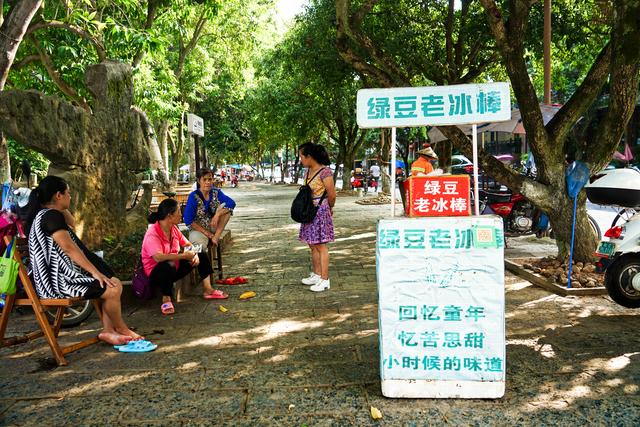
[{"xmin": 291, "ymin": 168, "xmax": 327, "ymax": 223}]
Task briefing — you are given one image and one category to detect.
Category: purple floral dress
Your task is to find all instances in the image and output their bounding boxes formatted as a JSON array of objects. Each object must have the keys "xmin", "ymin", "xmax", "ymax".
[{"xmin": 299, "ymin": 167, "xmax": 335, "ymax": 245}]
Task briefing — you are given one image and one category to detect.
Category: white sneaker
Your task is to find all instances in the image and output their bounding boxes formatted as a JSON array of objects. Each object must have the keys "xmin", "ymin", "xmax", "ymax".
[
  {"xmin": 301, "ymin": 272, "xmax": 320, "ymax": 285},
  {"xmin": 310, "ymin": 279, "xmax": 330, "ymax": 292}
]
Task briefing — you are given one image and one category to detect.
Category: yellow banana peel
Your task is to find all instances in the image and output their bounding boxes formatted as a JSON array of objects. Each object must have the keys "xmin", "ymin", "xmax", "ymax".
[
  {"xmin": 370, "ymin": 406, "xmax": 383, "ymax": 420},
  {"xmin": 239, "ymin": 291, "xmax": 256, "ymax": 300},
  {"xmin": 218, "ymin": 305, "xmax": 228, "ymax": 313}
]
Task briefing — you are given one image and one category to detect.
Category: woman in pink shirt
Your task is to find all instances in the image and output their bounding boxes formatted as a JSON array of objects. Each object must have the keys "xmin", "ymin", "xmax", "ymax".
[{"xmin": 141, "ymin": 199, "xmax": 228, "ymax": 315}]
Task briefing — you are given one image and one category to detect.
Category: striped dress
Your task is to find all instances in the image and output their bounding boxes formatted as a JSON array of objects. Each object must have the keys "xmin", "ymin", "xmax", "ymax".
[{"xmin": 28, "ymin": 209, "xmax": 101, "ymax": 299}]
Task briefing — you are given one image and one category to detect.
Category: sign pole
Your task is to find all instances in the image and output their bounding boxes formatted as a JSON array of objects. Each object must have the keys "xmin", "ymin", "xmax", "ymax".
[
  {"xmin": 194, "ymin": 134, "xmax": 201, "ymax": 170},
  {"xmin": 391, "ymin": 127, "xmax": 397, "ymax": 217},
  {"xmin": 472, "ymin": 124, "xmax": 480, "ymax": 216}
]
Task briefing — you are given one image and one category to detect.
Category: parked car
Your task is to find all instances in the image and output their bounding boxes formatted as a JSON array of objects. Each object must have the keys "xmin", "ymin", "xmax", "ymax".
[{"xmin": 450, "ymin": 155, "xmax": 473, "ymax": 174}]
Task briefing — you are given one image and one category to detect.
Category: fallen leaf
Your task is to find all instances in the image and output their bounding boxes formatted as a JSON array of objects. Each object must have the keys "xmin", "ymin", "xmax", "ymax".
[
  {"xmin": 218, "ymin": 305, "xmax": 228, "ymax": 313},
  {"xmin": 239, "ymin": 291, "xmax": 256, "ymax": 300},
  {"xmin": 370, "ymin": 406, "xmax": 383, "ymax": 420}
]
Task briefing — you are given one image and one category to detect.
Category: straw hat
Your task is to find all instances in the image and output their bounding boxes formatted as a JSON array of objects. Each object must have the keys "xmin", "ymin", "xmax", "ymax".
[{"xmin": 417, "ymin": 147, "xmax": 438, "ymax": 158}]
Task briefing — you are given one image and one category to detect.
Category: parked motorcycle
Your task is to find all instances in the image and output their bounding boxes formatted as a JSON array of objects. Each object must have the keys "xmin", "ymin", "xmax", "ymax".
[
  {"xmin": 477, "ymin": 189, "xmax": 542, "ymax": 235},
  {"xmin": 351, "ymin": 170, "xmax": 367, "ymax": 192},
  {"xmin": 368, "ymin": 175, "xmax": 379, "ymax": 192},
  {"xmin": 588, "ymin": 168, "xmax": 640, "ymax": 308}
]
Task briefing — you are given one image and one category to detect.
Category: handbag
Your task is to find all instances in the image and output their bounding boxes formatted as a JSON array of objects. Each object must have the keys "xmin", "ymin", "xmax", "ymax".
[
  {"xmin": 132, "ymin": 256, "xmax": 153, "ymax": 299},
  {"xmin": 0, "ymin": 237, "xmax": 19, "ymax": 295},
  {"xmin": 291, "ymin": 168, "xmax": 327, "ymax": 224}
]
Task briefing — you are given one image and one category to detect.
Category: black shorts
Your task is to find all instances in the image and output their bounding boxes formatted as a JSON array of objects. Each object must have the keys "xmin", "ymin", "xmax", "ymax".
[
  {"xmin": 80, "ymin": 254, "xmax": 114, "ymax": 300},
  {"xmin": 83, "ymin": 281, "xmax": 107, "ymax": 300}
]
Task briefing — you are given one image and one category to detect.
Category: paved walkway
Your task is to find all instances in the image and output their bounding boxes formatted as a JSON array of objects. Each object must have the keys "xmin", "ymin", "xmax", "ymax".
[{"xmin": 1, "ymin": 182, "xmax": 639, "ymax": 426}]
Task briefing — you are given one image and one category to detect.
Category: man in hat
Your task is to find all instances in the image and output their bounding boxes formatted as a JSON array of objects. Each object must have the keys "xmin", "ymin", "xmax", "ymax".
[{"xmin": 410, "ymin": 147, "xmax": 438, "ymax": 176}]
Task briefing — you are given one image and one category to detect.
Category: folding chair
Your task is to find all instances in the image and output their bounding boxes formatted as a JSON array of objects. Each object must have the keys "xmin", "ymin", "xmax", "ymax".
[{"xmin": 0, "ymin": 237, "xmax": 103, "ymax": 366}]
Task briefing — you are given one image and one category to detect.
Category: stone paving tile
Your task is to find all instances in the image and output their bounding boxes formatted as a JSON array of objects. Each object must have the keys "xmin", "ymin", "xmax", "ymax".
[
  {"xmin": 245, "ymin": 385, "xmax": 367, "ymax": 416},
  {"xmin": 118, "ymin": 390, "xmax": 246, "ymax": 423},
  {"xmin": 200, "ymin": 361, "xmax": 344, "ymax": 389},
  {"xmin": 2, "ymin": 396, "xmax": 129, "ymax": 426}
]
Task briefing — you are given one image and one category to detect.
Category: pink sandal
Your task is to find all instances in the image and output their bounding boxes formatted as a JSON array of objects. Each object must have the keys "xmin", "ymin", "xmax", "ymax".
[
  {"xmin": 161, "ymin": 302, "xmax": 175, "ymax": 315},
  {"xmin": 203, "ymin": 289, "xmax": 228, "ymax": 299}
]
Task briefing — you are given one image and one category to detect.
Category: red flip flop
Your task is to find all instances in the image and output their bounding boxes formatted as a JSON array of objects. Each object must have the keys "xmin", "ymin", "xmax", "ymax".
[
  {"xmin": 233, "ymin": 276, "xmax": 249, "ymax": 284},
  {"xmin": 203, "ymin": 289, "xmax": 228, "ymax": 299}
]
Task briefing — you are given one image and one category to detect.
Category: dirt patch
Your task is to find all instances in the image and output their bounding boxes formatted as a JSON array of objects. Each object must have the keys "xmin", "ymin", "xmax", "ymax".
[
  {"xmin": 355, "ymin": 194, "xmax": 401, "ymax": 205},
  {"xmin": 521, "ymin": 256, "xmax": 604, "ymax": 288}
]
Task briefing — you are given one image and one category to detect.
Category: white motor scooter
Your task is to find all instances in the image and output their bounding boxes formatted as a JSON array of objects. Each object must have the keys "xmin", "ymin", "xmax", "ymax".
[{"xmin": 587, "ymin": 168, "xmax": 640, "ymax": 308}]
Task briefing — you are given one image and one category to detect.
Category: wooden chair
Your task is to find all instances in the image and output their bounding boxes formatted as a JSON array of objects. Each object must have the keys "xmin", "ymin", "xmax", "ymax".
[{"xmin": 0, "ymin": 237, "xmax": 103, "ymax": 366}]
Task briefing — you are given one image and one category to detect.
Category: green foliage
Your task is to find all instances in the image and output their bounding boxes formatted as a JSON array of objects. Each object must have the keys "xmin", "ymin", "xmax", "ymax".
[
  {"xmin": 101, "ymin": 230, "xmax": 146, "ymax": 279},
  {"xmin": 246, "ymin": 0, "xmax": 370, "ymax": 166},
  {"xmin": 7, "ymin": 138, "xmax": 49, "ymax": 180}
]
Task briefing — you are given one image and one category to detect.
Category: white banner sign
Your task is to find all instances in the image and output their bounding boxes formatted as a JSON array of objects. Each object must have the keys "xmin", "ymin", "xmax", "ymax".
[
  {"xmin": 187, "ymin": 113, "xmax": 204, "ymax": 137},
  {"xmin": 357, "ymin": 82, "xmax": 511, "ymax": 128},
  {"xmin": 377, "ymin": 216, "xmax": 505, "ymax": 398}
]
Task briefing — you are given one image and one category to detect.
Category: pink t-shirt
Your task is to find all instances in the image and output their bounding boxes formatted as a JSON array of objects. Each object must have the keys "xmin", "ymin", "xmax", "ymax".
[{"xmin": 141, "ymin": 222, "xmax": 189, "ymax": 276}]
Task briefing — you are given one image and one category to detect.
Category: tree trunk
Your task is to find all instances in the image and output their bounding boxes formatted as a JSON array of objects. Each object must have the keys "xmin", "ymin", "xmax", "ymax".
[
  {"xmin": 270, "ymin": 151, "xmax": 275, "ymax": 183},
  {"xmin": 175, "ymin": 112, "xmax": 185, "ymax": 175},
  {"xmin": 436, "ymin": 140, "xmax": 453, "ymax": 172},
  {"xmin": 131, "ymin": 106, "xmax": 170, "ymax": 188},
  {"xmin": 343, "ymin": 150, "xmax": 355, "ymax": 189},
  {"xmin": 292, "ymin": 155, "xmax": 301, "ymax": 184},
  {"xmin": 380, "ymin": 129, "xmax": 391, "ymax": 195},
  {"xmin": 334, "ymin": 146, "xmax": 344, "ymax": 187},
  {"xmin": 282, "ymin": 142, "xmax": 289, "ymax": 183},
  {"xmin": 157, "ymin": 120, "xmax": 170, "ymax": 174},
  {"xmin": 255, "ymin": 151, "xmax": 262, "ymax": 179},
  {"xmin": 548, "ymin": 193, "xmax": 598, "ymax": 262}
]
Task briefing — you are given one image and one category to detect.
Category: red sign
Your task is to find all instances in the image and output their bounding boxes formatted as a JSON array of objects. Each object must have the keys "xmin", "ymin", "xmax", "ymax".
[{"xmin": 404, "ymin": 175, "xmax": 471, "ymax": 217}]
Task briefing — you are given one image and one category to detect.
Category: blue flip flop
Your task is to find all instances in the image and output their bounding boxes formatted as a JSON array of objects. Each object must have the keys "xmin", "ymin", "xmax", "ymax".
[{"xmin": 113, "ymin": 339, "xmax": 158, "ymax": 353}]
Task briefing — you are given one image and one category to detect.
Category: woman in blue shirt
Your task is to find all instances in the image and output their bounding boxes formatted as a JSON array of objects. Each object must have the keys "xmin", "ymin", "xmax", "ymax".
[{"xmin": 183, "ymin": 168, "xmax": 236, "ymax": 249}]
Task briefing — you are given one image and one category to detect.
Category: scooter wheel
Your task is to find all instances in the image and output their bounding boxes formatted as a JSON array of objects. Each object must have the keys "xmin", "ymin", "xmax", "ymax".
[{"xmin": 604, "ymin": 254, "xmax": 640, "ymax": 308}]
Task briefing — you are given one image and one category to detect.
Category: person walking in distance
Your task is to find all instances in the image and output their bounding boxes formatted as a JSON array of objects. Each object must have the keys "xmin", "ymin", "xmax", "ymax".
[{"xmin": 298, "ymin": 143, "xmax": 336, "ymax": 292}]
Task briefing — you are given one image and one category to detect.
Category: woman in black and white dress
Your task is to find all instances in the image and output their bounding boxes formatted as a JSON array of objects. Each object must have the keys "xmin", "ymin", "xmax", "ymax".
[{"xmin": 25, "ymin": 176, "xmax": 140, "ymax": 345}]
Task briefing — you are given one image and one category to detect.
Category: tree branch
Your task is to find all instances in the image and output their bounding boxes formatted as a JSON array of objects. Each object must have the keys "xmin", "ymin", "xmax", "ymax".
[
  {"xmin": 131, "ymin": 0, "xmax": 161, "ymax": 68},
  {"xmin": 546, "ymin": 42, "xmax": 612, "ymax": 145},
  {"xmin": 175, "ymin": 15, "xmax": 207, "ymax": 78},
  {"xmin": 335, "ymin": 0, "xmax": 410, "ymax": 87},
  {"xmin": 445, "ymin": 0, "xmax": 455, "ymax": 81},
  {"xmin": 30, "ymin": 35, "xmax": 91, "ymax": 111},
  {"xmin": 167, "ymin": 125, "xmax": 177, "ymax": 153},
  {"xmin": 26, "ymin": 20, "xmax": 106, "ymax": 61},
  {"xmin": 352, "ymin": 0, "xmax": 377, "ymax": 28},
  {"xmin": 454, "ymin": 0, "xmax": 472, "ymax": 73},
  {"xmin": 11, "ymin": 54, "xmax": 39, "ymax": 70}
]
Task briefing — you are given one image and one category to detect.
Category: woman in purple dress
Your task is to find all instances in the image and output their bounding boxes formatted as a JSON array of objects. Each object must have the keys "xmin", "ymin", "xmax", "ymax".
[{"xmin": 298, "ymin": 143, "xmax": 336, "ymax": 292}]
